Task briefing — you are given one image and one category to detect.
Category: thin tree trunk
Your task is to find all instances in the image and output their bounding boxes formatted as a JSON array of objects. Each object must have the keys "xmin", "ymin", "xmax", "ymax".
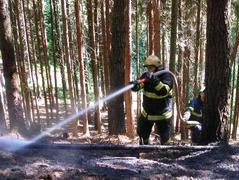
[
  {"xmin": 0, "ymin": 83, "xmax": 6, "ymax": 129},
  {"xmin": 23, "ymin": 0, "xmax": 40, "ymax": 123},
  {"xmin": 153, "ymin": 0, "xmax": 160, "ymax": 58},
  {"xmin": 61, "ymin": 0, "xmax": 78, "ymax": 136},
  {"xmin": 33, "ymin": 0, "xmax": 49, "ymax": 124},
  {"xmin": 124, "ymin": 0, "xmax": 134, "ymax": 138},
  {"xmin": 169, "ymin": 0, "xmax": 178, "ymax": 73},
  {"xmin": 147, "ymin": 0, "xmax": 153, "ymax": 55},
  {"xmin": 87, "ymin": 0, "xmax": 101, "ymax": 133},
  {"xmin": 15, "ymin": 0, "xmax": 33, "ymax": 127},
  {"xmin": 49, "ymin": 0, "xmax": 59, "ymax": 118},
  {"xmin": 231, "ymin": 61, "xmax": 238, "ymax": 139},
  {"xmin": 52, "ymin": 0, "xmax": 67, "ymax": 113},
  {"xmin": 135, "ymin": 0, "xmax": 141, "ymax": 121},
  {"xmin": 38, "ymin": 0, "xmax": 54, "ymax": 121},
  {"xmin": 101, "ymin": 0, "xmax": 110, "ymax": 97},
  {"xmin": 75, "ymin": 0, "xmax": 89, "ymax": 135},
  {"xmin": 177, "ymin": 0, "xmax": 186, "ymax": 138},
  {"xmin": 193, "ymin": 0, "xmax": 201, "ymax": 95}
]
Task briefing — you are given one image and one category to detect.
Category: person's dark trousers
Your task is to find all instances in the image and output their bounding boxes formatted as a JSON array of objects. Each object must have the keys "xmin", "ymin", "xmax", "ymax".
[
  {"xmin": 137, "ymin": 115, "xmax": 172, "ymax": 145},
  {"xmin": 155, "ymin": 118, "xmax": 172, "ymax": 145},
  {"xmin": 137, "ymin": 115, "xmax": 154, "ymax": 145},
  {"xmin": 190, "ymin": 125, "xmax": 202, "ymax": 144}
]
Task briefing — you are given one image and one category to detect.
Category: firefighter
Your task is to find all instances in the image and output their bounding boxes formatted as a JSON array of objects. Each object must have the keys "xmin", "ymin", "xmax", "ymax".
[
  {"xmin": 183, "ymin": 89, "xmax": 205, "ymax": 144},
  {"xmin": 130, "ymin": 55, "xmax": 174, "ymax": 145}
]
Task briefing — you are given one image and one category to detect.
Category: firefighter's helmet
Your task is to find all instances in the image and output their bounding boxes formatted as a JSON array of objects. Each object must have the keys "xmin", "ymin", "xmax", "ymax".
[{"xmin": 144, "ymin": 55, "xmax": 161, "ymax": 67}]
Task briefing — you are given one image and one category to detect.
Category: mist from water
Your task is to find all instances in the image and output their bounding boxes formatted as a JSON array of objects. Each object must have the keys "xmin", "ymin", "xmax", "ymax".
[
  {"xmin": 0, "ymin": 84, "xmax": 134, "ymax": 152},
  {"xmin": 0, "ymin": 136, "xmax": 32, "ymax": 152}
]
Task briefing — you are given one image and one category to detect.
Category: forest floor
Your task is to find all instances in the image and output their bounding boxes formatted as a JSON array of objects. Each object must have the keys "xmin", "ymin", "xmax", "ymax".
[
  {"xmin": 0, "ymin": 130, "xmax": 239, "ymax": 180},
  {"xmin": 0, "ymin": 100, "xmax": 239, "ymax": 179}
]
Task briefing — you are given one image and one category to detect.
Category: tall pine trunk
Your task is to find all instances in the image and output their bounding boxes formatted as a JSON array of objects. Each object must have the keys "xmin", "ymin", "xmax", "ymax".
[
  {"xmin": 202, "ymin": 0, "xmax": 230, "ymax": 143},
  {"xmin": 108, "ymin": 0, "xmax": 126, "ymax": 135},
  {"xmin": 0, "ymin": 0, "xmax": 27, "ymax": 134}
]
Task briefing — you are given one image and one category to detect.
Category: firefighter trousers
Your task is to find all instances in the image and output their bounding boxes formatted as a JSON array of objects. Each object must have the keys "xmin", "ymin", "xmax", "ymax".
[{"xmin": 137, "ymin": 114, "xmax": 172, "ymax": 145}]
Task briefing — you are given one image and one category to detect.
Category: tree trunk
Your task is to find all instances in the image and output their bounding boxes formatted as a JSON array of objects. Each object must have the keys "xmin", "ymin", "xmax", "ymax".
[
  {"xmin": 0, "ymin": 88, "xmax": 6, "ymax": 129},
  {"xmin": 177, "ymin": 0, "xmax": 186, "ymax": 138},
  {"xmin": 52, "ymin": 0, "xmax": 67, "ymax": 114},
  {"xmin": 124, "ymin": 0, "xmax": 134, "ymax": 138},
  {"xmin": 33, "ymin": 0, "xmax": 49, "ymax": 123},
  {"xmin": 231, "ymin": 62, "xmax": 239, "ymax": 139},
  {"xmin": 193, "ymin": 0, "xmax": 201, "ymax": 95},
  {"xmin": 147, "ymin": 0, "xmax": 153, "ymax": 55},
  {"xmin": 202, "ymin": 0, "xmax": 230, "ymax": 144},
  {"xmin": 108, "ymin": 0, "xmax": 126, "ymax": 135},
  {"xmin": 135, "ymin": 0, "xmax": 141, "ymax": 120},
  {"xmin": 169, "ymin": 0, "xmax": 178, "ymax": 73},
  {"xmin": 153, "ymin": 0, "xmax": 160, "ymax": 58},
  {"xmin": 0, "ymin": 0, "xmax": 27, "ymax": 134},
  {"xmin": 87, "ymin": 0, "xmax": 102, "ymax": 134},
  {"xmin": 101, "ymin": 0, "xmax": 110, "ymax": 97},
  {"xmin": 49, "ymin": 0, "xmax": 59, "ymax": 118},
  {"xmin": 61, "ymin": 0, "xmax": 78, "ymax": 136},
  {"xmin": 75, "ymin": 0, "xmax": 89, "ymax": 135}
]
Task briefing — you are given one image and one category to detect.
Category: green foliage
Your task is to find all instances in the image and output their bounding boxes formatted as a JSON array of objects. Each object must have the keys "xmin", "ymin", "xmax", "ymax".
[
  {"xmin": 231, "ymin": 0, "xmax": 239, "ymax": 40},
  {"xmin": 131, "ymin": 0, "xmax": 147, "ymax": 80},
  {"xmin": 131, "ymin": 32, "xmax": 147, "ymax": 79},
  {"xmin": 44, "ymin": 0, "xmax": 54, "ymax": 64}
]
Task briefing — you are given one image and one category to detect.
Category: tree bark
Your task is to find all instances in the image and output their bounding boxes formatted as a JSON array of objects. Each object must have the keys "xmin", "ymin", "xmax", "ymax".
[
  {"xmin": 75, "ymin": 0, "xmax": 89, "ymax": 135},
  {"xmin": 169, "ymin": 0, "xmax": 178, "ymax": 73},
  {"xmin": 193, "ymin": 0, "xmax": 201, "ymax": 95},
  {"xmin": 124, "ymin": 0, "xmax": 134, "ymax": 138},
  {"xmin": 108, "ymin": 0, "xmax": 126, "ymax": 135},
  {"xmin": 61, "ymin": 0, "xmax": 78, "ymax": 136},
  {"xmin": 0, "ymin": 0, "xmax": 26, "ymax": 134},
  {"xmin": 202, "ymin": 0, "xmax": 230, "ymax": 144},
  {"xmin": 87, "ymin": 0, "xmax": 102, "ymax": 133}
]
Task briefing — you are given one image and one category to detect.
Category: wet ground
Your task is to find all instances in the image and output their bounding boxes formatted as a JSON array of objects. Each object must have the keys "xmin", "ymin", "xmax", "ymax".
[{"xmin": 0, "ymin": 140, "xmax": 239, "ymax": 179}]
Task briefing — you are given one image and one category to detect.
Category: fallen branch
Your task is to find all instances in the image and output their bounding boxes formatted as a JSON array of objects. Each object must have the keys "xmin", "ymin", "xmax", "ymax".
[{"xmin": 26, "ymin": 143, "xmax": 219, "ymax": 152}]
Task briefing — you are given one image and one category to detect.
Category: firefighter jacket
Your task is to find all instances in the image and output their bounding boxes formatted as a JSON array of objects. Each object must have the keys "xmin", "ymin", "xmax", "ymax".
[
  {"xmin": 133, "ymin": 70, "xmax": 173, "ymax": 121},
  {"xmin": 185, "ymin": 96, "xmax": 203, "ymax": 123}
]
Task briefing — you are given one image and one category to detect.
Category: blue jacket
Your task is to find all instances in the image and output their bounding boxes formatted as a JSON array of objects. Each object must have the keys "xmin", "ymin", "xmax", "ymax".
[{"xmin": 187, "ymin": 96, "xmax": 203, "ymax": 123}]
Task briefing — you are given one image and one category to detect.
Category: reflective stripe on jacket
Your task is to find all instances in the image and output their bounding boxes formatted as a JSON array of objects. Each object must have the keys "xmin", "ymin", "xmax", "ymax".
[
  {"xmin": 187, "ymin": 97, "xmax": 203, "ymax": 122},
  {"xmin": 142, "ymin": 108, "xmax": 172, "ymax": 120},
  {"xmin": 135, "ymin": 70, "xmax": 174, "ymax": 119}
]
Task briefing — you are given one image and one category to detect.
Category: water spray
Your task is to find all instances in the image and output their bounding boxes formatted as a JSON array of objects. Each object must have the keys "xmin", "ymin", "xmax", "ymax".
[
  {"xmin": 0, "ymin": 69, "xmax": 183, "ymax": 152},
  {"xmin": 32, "ymin": 69, "xmax": 183, "ymax": 142},
  {"xmin": 0, "ymin": 84, "xmax": 134, "ymax": 152},
  {"xmin": 0, "ymin": 136, "xmax": 32, "ymax": 152}
]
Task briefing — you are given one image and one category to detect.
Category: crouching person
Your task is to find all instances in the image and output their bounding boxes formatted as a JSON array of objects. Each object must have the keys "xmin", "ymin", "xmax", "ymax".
[{"xmin": 183, "ymin": 89, "xmax": 205, "ymax": 144}]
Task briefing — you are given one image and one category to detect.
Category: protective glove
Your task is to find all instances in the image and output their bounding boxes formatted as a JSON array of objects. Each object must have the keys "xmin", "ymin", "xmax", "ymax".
[
  {"xmin": 148, "ymin": 74, "xmax": 159, "ymax": 87},
  {"xmin": 182, "ymin": 110, "xmax": 191, "ymax": 122},
  {"xmin": 129, "ymin": 80, "xmax": 139, "ymax": 91},
  {"xmin": 140, "ymin": 72, "xmax": 153, "ymax": 81},
  {"xmin": 186, "ymin": 121, "xmax": 201, "ymax": 129}
]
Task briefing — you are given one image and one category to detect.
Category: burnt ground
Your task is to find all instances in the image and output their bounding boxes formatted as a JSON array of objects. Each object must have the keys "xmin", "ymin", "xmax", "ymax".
[
  {"xmin": 0, "ymin": 105, "xmax": 239, "ymax": 179},
  {"xmin": 0, "ymin": 134, "xmax": 239, "ymax": 180}
]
